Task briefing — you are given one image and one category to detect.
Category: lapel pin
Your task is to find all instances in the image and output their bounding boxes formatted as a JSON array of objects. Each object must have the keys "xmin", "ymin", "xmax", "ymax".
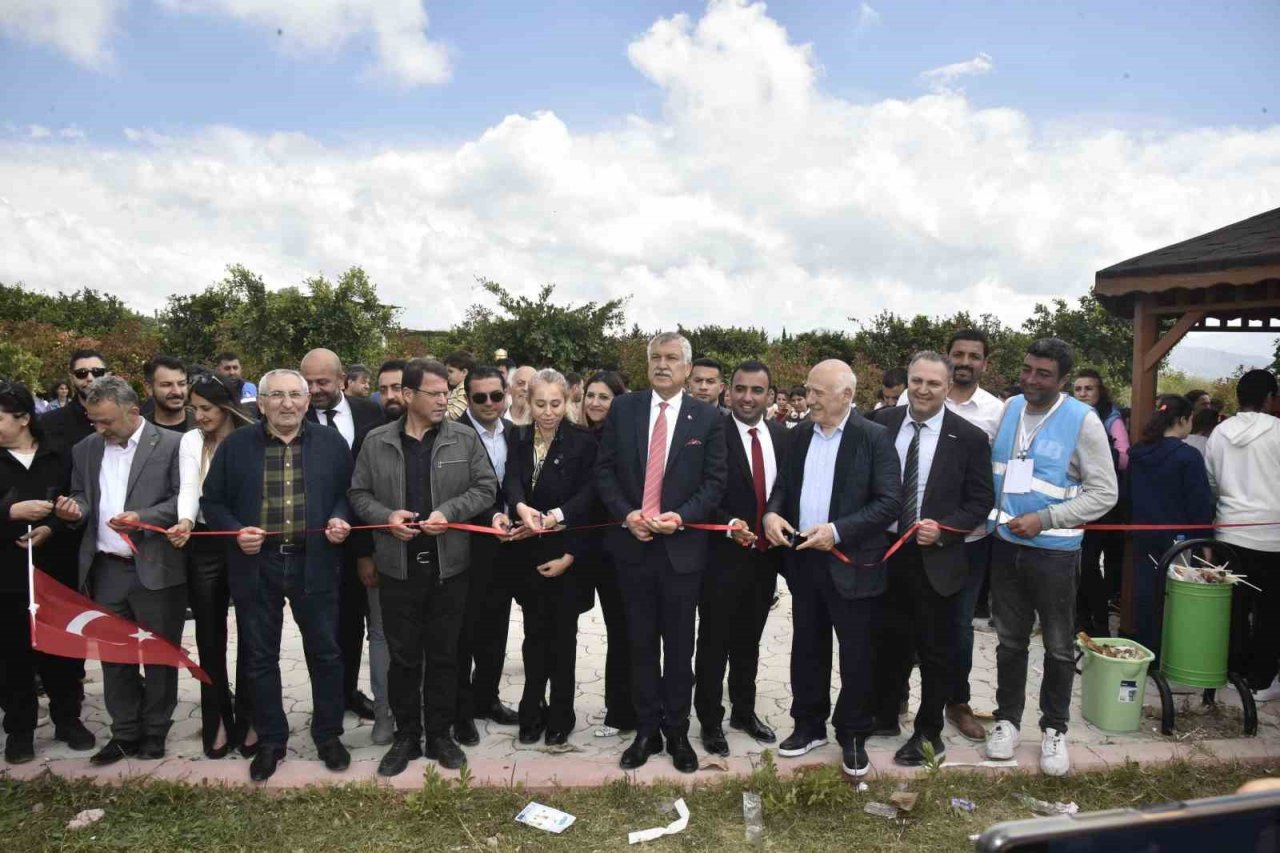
[{"xmin": 686, "ymin": 414, "xmax": 693, "ymax": 420}]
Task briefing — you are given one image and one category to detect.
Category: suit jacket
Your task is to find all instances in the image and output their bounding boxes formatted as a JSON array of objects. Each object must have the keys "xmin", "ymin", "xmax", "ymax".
[
  {"xmin": 39, "ymin": 397, "xmax": 95, "ymax": 454},
  {"xmin": 505, "ymin": 421, "xmax": 599, "ymax": 566},
  {"xmin": 306, "ymin": 393, "xmax": 384, "ymax": 458},
  {"xmin": 879, "ymin": 406, "xmax": 995, "ymax": 596},
  {"xmin": 460, "ymin": 412, "xmax": 516, "ymax": 522},
  {"xmin": 710, "ymin": 415, "xmax": 791, "ymax": 567},
  {"xmin": 69, "ymin": 420, "xmax": 184, "ymax": 592},
  {"xmin": 595, "ymin": 390, "xmax": 728, "ymax": 571},
  {"xmin": 765, "ymin": 411, "xmax": 900, "ymax": 599},
  {"xmin": 201, "ymin": 421, "xmax": 353, "ymax": 599}
]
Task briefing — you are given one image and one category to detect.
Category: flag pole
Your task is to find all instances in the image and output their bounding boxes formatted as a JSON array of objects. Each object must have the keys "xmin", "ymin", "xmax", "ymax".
[{"xmin": 27, "ymin": 524, "xmax": 37, "ymax": 650}]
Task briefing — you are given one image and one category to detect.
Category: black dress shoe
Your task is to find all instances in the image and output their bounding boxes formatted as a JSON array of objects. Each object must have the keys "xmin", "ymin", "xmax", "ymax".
[
  {"xmin": 239, "ymin": 739, "xmax": 260, "ymax": 758},
  {"xmin": 377, "ymin": 734, "xmax": 422, "ymax": 777},
  {"xmin": 477, "ymin": 701, "xmax": 520, "ymax": 726},
  {"xmin": 841, "ymin": 738, "xmax": 871, "ymax": 777},
  {"xmin": 426, "ymin": 735, "xmax": 467, "ymax": 770},
  {"xmin": 317, "ymin": 739, "xmax": 351, "ymax": 772},
  {"xmin": 90, "ymin": 738, "xmax": 139, "ymax": 766},
  {"xmin": 249, "ymin": 746, "xmax": 286, "ymax": 782},
  {"xmin": 454, "ymin": 718, "xmax": 480, "ymax": 747},
  {"xmin": 545, "ymin": 730, "xmax": 569, "ymax": 747},
  {"xmin": 518, "ymin": 722, "xmax": 545, "ymax": 745},
  {"xmin": 871, "ymin": 720, "xmax": 902, "ymax": 738},
  {"xmin": 137, "ymin": 735, "xmax": 166, "ymax": 760},
  {"xmin": 893, "ymin": 732, "xmax": 946, "ymax": 767},
  {"xmin": 4, "ymin": 733, "xmax": 35, "ymax": 764},
  {"xmin": 700, "ymin": 726, "xmax": 729, "ymax": 757},
  {"xmin": 668, "ymin": 734, "xmax": 698, "ymax": 773},
  {"xmin": 619, "ymin": 733, "xmax": 664, "ymax": 770},
  {"xmin": 54, "ymin": 720, "xmax": 96, "ymax": 751},
  {"xmin": 777, "ymin": 729, "xmax": 827, "ymax": 757},
  {"xmin": 729, "ymin": 712, "xmax": 776, "ymax": 744},
  {"xmin": 347, "ymin": 691, "xmax": 376, "ymax": 721}
]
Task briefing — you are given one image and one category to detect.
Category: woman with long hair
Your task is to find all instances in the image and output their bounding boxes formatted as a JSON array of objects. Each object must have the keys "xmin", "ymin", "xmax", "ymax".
[
  {"xmin": 1127, "ymin": 394, "xmax": 1213, "ymax": 657},
  {"xmin": 0, "ymin": 381, "xmax": 95, "ymax": 763},
  {"xmin": 165, "ymin": 372, "xmax": 255, "ymax": 758}
]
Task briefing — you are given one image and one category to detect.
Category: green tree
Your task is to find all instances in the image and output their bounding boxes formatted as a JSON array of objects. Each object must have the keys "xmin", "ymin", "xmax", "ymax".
[
  {"xmin": 1021, "ymin": 295, "xmax": 1132, "ymax": 390},
  {"xmin": 0, "ymin": 281, "xmax": 141, "ymax": 337},
  {"xmin": 679, "ymin": 325, "xmax": 769, "ymax": 369}
]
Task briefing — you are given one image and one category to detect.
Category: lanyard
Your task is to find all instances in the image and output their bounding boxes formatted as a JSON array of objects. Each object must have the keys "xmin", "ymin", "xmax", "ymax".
[{"xmin": 1016, "ymin": 393, "xmax": 1065, "ymax": 460}]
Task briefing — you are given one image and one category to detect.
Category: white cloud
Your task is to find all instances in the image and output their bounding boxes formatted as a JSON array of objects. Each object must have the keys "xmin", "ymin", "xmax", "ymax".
[
  {"xmin": 856, "ymin": 2, "xmax": 880, "ymax": 32},
  {"xmin": 0, "ymin": 0, "xmax": 121, "ymax": 69},
  {"xmin": 58, "ymin": 126, "xmax": 86, "ymax": 140},
  {"xmin": 920, "ymin": 51, "xmax": 994, "ymax": 93},
  {"xmin": 1, "ymin": 0, "xmax": 1278, "ymax": 346},
  {"xmin": 26, "ymin": 124, "xmax": 50, "ymax": 139}
]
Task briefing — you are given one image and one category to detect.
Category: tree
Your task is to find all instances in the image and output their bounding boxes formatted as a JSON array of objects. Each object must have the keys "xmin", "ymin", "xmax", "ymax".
[
  {"xmin": 1021, "ymin": 295, "xmax": 1132, "ymax": 391},
  {"xmin": 679, "ymin": 325, "xmax": 769, "ymax": 370},
  {"xmin": 0, "ymin": 281, "xmax": 141, "ymax": 337}
]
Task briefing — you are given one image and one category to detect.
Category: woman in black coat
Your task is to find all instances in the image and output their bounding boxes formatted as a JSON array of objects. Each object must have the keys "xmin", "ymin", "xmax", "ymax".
[
  {"xmin": 495, "ymin": 369, "xmax": 598, "ymax": 746},
  {"xmin": 0, "ymin": 381, "xmax": 94, "ymax": 764}
]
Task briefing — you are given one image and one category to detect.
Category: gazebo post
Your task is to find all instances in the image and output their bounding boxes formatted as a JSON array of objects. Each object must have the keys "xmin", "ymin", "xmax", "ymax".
[{"xmin": 1129, "ymin": 292, "xmax": 1158, "ymax": 438}]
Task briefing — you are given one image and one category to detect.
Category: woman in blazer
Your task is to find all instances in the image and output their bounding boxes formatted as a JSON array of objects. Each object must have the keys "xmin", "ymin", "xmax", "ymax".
[{"xmin": 495, "ymin": 369, "xmax": 598, "ymax": 746}]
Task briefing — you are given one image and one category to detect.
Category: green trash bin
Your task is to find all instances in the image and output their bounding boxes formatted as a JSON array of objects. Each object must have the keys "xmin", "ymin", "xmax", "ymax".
[
  {"xmin": 1160, "ymin": 576, "xmax": 1232, "ymax": 689},
  {"xmin": 1078, "ymin": 638, "xmax": 1155, "ymax": 733}
]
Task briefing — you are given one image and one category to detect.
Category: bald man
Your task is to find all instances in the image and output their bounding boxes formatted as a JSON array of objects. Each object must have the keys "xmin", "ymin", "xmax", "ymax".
[
  {"xmin": 506, "ymin": 366, "xmax": 535, "ymax": 426},
  {"xmin": 763, "ymin": 360, "xmax": 900, "ymax": 778}
]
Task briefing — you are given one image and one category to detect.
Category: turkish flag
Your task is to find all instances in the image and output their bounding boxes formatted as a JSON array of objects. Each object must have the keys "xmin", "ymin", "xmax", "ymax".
[{"xmin": 29, "ymin": 568, "xmax": 211, "ymax": 684}]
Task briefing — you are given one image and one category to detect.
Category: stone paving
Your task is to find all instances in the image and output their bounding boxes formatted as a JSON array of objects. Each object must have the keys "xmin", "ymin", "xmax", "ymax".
[{"xmin": 9, "ymin": 585, "xmax": 1280, "ymax": 788}]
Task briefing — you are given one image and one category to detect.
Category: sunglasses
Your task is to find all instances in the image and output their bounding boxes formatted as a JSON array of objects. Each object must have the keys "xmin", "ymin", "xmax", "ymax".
[
  {"xmin": 471, "ymin": 391, "xmax": 506, "ymax": 404},
  {"xmin": 72, "ymin": 367, "xmax": 108, "ymax": 380}
]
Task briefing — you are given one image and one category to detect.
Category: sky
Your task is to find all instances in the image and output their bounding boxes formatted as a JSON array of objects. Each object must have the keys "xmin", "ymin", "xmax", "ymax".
[{"xmin": 2, "ymin": 0, "xmax": 1278, "ymax": 366}]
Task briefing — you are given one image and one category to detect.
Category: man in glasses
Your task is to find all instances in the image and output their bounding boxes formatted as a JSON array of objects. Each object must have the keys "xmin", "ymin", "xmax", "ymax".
[
  {"xmin": 454, "ymin": 365, "xmax": 519, "ymax": 744},
  {"xmin": 40, "ymin": 348, "xmax": 109, "ymax": 452}
]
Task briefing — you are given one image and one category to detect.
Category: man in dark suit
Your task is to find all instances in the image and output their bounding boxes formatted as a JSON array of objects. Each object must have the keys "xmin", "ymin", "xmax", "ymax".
[
  {"xmin": 56, "ymin": 376, "xmax": 184, "ymax": 766},
  {"xmin": 301, "ymin": 348, "xmax": 385, "ymax": 721},
  {"xmin": 870, "ymin": 352, "xmax": 994, "ymax": 766},
  {"xmin": 201, "ymin": 368, "xmax": 355, "ymax": 781},
  {"xmin": 694, "ymin": 360, "xmax": 788, "ymax": 756},
  {"xmin": 763, "ymin": 359, "xmax": 900, "ymax": 778},
  {"xmin": 596, "ymin": 331, "xmax": 728, "ymax": 773}
]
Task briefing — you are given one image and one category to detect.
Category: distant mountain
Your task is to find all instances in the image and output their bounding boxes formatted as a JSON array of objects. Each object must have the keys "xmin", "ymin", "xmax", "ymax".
[{"xmin": 1167, "ymin": 344, "xmax": 1274, "ymax": 380}]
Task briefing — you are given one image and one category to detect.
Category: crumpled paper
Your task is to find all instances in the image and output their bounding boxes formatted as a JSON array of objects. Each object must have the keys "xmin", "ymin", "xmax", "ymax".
[
  {"xmin": 629, "ymin": 798, "xmax": 689, "ymax": 844},
  {"xmin": 66, "ymin": 809, "xmax": 105, "ymax": 830}
]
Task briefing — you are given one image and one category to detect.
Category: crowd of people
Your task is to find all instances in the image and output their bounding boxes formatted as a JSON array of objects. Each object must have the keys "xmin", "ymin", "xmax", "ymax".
[{"xmin": 1, "ymin": 330, "xmax": 1277, "ymax": 784}]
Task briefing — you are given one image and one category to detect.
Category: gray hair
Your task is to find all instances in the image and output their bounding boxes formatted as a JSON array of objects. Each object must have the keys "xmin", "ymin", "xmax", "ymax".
[
  {"xmin": 646, "ymin": 331, "xmax": 692, "ymax": 365},
  {"xmin": 259, "ymin": 369, "xmax": 308, "ymax": 396},
  {"xmin": 84, "ymin": 375, "xmax": 139, "ymax": 409},
  {"xmin": 529, "ymin": 368, "xmax": 569, "ymax": 398},
  {"xmin": 908, "ymin": 350, "xmax": 954, "ymax": 380}
]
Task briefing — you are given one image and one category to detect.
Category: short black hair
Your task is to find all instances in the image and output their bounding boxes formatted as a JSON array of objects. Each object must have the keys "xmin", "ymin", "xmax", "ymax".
[
  {"xmin": 445, "ymin": 351, "xmax": 477, "ymax": 373},
  {"xmin": 691, "ymin": 357, "xmax": 724, "ymax": 378},
  {"xmin": 378, "ymin": 359, "xmax": 407, "ymax": 379},
  {"xmin": 947, "ymin": 328, "xmax": 990, "ymax": 358},
  {"xmin": 499, "ymin": 357, "xmax": 518, "ymax": 371},
  {"xmin": 214, "ymin": 352, "xmax": 240, "ymax": 365},
  {"xmin": 1184, "ymin": 389, "xmax": 1209, "ymax": 405},
  {"xmin": 564, "ymin": 371, "xmax": 582, "ymax": 387},
  {"xmin": 464, "ymin": 365, "xmax": 507, "ymax": 394},
  {"xmin": 881, "ymin": 367, "xmax": 908, "ymax": 388},
  {"xmin": 731, "ymin": 359, "xmax": 772, "ymax": 387},
  {"xmin": 1025, "ymin": 337, "xmax": 1074, "ymax": 379},
  {"xmin": 0, "ymin": 381, "xmax": 43, "ymax": 442},
  {"xmin": 346, "ymin": 364, "xmax": 370, "ymax": 381},
  {"xmin": 144, "ymin": 354, "xmax": 186, "ymax": 384},
  {"xmin": 1237, "ymin": 369, "xmax": 1278, "ymax": 410},
  {"xmin": 402, "ymin": 358, "xmax": 449, "ymax": 392},
  {"xmin": 69, "ymin": 348, "xmax": 106, "ymax": 371},
  {"xmin": 789, "ymin": 385, "xmax": 806, "ymax": 398}
]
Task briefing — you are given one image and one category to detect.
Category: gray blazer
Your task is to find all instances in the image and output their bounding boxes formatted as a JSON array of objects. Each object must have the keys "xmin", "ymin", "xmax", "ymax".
[
  {"xmin": 69, "ymin": 420, "xmax": 184, "ymax": 591},
  {"xmin": 349, "ymin": 417, "xmax": 497, "ymax": 581}
]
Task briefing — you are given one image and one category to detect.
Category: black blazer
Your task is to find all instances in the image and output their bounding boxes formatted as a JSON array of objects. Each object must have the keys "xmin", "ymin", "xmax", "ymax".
[
  {"xmin": 460, "ymin": 412, "xmax": 516, "ymax": 521},
  {"xmin": 765, "ymin": 410, "xmax": 900, "ymax": 599},
  {"xmin": 595, "ymin": 391, "xmax": 728, "ymax": 572},
  {"xmin": 711, "ymin": 414, "xmax": 791, "ymax": 569},
  {"xmin": 504, "ymin": 421, "xmax": 598, "ymax": 565},
  {"xmin": 879, "ymin": 406, "xmax": 995, "ymax": 596},
  {"xmin": 306, "ymin": 393, "xmax": 384, "ymax": 459},
  {"xmin": 0, "ymin": 444, "xmax": 75, "ymax": 592},
  {"xmin": 39, "ymin": 398, "xmax": 95, "ymax": 454}
]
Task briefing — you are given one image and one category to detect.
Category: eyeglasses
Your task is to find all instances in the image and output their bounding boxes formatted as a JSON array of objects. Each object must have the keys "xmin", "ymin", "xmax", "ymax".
[
  {"xmin": 471, "ymin": 391, "xmax": 505, "ymax": 404},
  {"xmin": 263, "ymin": 391, "xmax": 308, "ymax": 402},
  {"xmin": 72, "ymin": 367, "xmax": 107, "ymax": 380}
]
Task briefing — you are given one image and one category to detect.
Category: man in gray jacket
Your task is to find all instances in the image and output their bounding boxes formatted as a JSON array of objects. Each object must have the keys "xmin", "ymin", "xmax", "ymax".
[
  {"xmin": 349, "ymin": 359, "xmax": 497, "ymax": 777},
  {"xmin": 55, "ymin": 376, "xmax": 184, "ymax": 766}
]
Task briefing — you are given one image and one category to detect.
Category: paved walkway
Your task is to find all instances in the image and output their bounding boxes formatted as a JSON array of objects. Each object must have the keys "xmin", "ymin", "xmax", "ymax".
[{"xmin": 8, "ymin": 587, "xmax": 1280, "ymax": 788}]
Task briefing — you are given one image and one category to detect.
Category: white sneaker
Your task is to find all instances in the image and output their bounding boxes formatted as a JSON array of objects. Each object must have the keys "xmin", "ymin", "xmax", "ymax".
[
  {"xmin": 985, "ymin": 720, "xmax": 1020, "ymax": 760},
  {"xmin": 1040, "ymin": 728, "xmax": 1070, "ymax": 777},
  {"xmin": 1254, "ymin": 678, "xmax": 1280, "ymax": 702}
]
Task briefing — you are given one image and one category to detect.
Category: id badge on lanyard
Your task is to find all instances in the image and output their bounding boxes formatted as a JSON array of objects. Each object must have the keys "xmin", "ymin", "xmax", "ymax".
[{"xmin": 1006, "ymin": 395, "xmax": 1065, "ymax": 495}]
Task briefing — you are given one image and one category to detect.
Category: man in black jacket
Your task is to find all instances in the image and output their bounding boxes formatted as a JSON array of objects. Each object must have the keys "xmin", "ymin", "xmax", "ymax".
[
  {"xmin": 40, "ymin": 348, "xmax": 108, "ymax": 453},
  {"xmin": 694, "ymin": 360, "xmax": 788, "ymax": 756},
  {"xmin": 596, "ymin": 332, "xmax": 727, "ymax": 773},
  {"xmin": 763, "ymin": 359, "xmax": 900, "ymax": 778},
  {"xmin": 870, "ymin": 352, "xmax": 994, "ymax": 766}
]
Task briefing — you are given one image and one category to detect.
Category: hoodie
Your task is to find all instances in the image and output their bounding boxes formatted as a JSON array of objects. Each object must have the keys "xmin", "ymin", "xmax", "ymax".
[
  {"xmin": 1129, "ymin": 437, "xmax": 1213, "ymax": 539},
  {"xmin": 1205, "ymin": 412, "xmax": 1280, "ymax": 552}
]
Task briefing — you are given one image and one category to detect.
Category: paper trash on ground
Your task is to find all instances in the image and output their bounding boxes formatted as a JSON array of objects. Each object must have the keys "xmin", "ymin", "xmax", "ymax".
[
  {"xmin": 515, "ymin": 802, "xmax": 576, "ymax": 834},
  {"xmin": 66, "ymin": 809, "xmax": 105, "ymax": 830},
  {"xmin": 629, "ymin": 797, "xmax": 690, "ymax": 843}
]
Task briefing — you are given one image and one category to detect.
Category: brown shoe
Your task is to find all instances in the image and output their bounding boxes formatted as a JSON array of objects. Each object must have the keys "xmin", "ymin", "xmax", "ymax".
[{"xmin": 946, "ymin": 703, "xmax": 986, "ymax": 742}]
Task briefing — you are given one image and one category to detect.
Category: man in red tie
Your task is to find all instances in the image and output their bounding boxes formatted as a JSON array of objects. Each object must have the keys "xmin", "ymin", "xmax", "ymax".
[
  {"xmin": 693, "ymin": 360, "xmax": 790, "ymax": 757},
  {"xmin": 596, "ymin": 332, "xmax": 728, "ymax": 773}
]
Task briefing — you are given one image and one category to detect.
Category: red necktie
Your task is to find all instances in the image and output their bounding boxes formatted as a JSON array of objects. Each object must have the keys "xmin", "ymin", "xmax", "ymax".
[
  {"xmin": 642, "ymin": 402, "xmax": 669, "ymax": 518},
  {"xmin": 749, "ymin": 427, "xmax": 767, "ymax": 551}
]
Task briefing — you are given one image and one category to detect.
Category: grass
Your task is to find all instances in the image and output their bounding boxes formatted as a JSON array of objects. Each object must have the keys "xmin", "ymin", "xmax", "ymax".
[{"xmin": 1, "ymin": 757, "xmax": 1273, "ymax": 852}]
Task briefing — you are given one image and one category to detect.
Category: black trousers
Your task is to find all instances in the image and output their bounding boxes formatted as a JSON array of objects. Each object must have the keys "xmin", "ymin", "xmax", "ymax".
[
  {"xmin": 871, "ymin": 544, "xmax": 960, "ymax": 737},
  {"xmin": 512, "ymin": 563, "xmax": 579, "ymax": 733},
  {"xmin": 587, "ymin": 552, "xmax": 636, "ymax": 730},
  {"xmin": 0, "ymin": 587, "xmax": 83, "ymax": 736},
  {"xmin": 616, "ymin": 546, "xmax": 701, "ymax": 739},
  {"xmin": 338, "ymin": 549, "xmax": 369, "ymax": 700},
  {"xmin": 381, "ymin": 556, "xmax": 469, "ymax": 740},
  {"xmin": 186, "ymin": 534, "xmax": 252, "ymax": 751},
  {"xmin": 787, "ymin": 550, "xmax": 878, "ymax": 745},
  {"xmin": 455, "ymin": 534, "xmax": 513, "ymax": 723},
  {"xmin": 694, "ymin": 545, "xmax": 777, "ymax": 728},
  {"xmin": 1230, "ymin": 545, "xmax": 1280, "ymax": 690},
  {"xmin": 1078, "ymin": 529, "xmax": 1124, "ymax": 636}
]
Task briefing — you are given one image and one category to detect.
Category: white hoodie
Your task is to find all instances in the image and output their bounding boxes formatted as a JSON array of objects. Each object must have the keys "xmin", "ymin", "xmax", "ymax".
[{"xmin": 1205, "ymin": 412, "xmax": 1280, "ymax": 552}]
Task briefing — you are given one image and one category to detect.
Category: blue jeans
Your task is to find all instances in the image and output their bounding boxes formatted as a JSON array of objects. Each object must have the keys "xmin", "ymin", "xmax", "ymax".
[
  {"xmin": 951, "ymin": 537, "xmax": 992, "ymax": 705},
  {"xmin": 237, "ymin": 550, "xmax": 344, "ymax": 749}
]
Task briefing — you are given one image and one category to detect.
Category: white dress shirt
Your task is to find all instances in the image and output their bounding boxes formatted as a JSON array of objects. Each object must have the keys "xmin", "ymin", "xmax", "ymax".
[
  {"xmin": 97, "ymin": 418, "xmax": 147, "ymax": 556},
  {"xmin": 648, "ymin": 389, "xmax": 683, "ymax": 465},
  {"xmin": 318, "ymin": 392, "xmax": 356, "ymax": 448},
  {"xmin": 177, "ymin": 427, "xmax": 212, "ymax": 524},
  {"xmin": 798, "ymin": 410, "xmax": 851, "ymax": 544},
  {"xmin": 727, "ymin": 416, "xmax": 778, "ymax": 535},
  {"xmin": 899, "ymin": 385, "xmax": 1004, "ymax": 444},
  {"xmin": 890, "ymin": 406, "xmax": 945, "ymax": 532}
]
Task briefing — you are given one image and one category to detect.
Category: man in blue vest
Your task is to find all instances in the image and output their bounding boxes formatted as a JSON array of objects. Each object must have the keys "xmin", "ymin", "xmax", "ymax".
[{"xmin": 984, "ymin": 338, "xmax": 1117, "ymax": 776}]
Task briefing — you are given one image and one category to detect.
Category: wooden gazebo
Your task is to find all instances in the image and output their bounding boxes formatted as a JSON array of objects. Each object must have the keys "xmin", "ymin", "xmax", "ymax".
[{"xmin": 1094, "ymin": 205, "xmax": 1280, "ymax": 436}]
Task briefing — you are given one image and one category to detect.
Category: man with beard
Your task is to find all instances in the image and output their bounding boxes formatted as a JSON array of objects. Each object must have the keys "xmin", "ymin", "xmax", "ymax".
[
  {"xmin": 377, "ymin": 360, "xmax": 408, "ymax": 422},
  {"xmin": 142, "ymin": 356, "xmax": 194, "ymax": 433},
  {"xmin": 40, "ymin": 349, "xmax": 109, "ymax": 452}
]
